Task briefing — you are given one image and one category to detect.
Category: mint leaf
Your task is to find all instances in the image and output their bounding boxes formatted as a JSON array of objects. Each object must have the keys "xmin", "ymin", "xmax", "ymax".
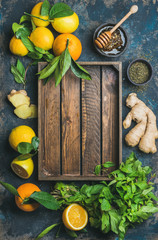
[
  {"xmin": 30, "ymin": 191, "xmax": 60, "ymax": 210},
  {"xmin": 41, "ymin": 0, "xmax": 51, "ymax": 16},
  {"xmin": 102, "ymin": 162, "xmax": 115, "ymax": 168},
  {"xmin": 94, "ymin": 165, "xmax": 101, "ymax": 175},
  {"xmin": 101, "ymin": 199, "xmax": 111, "ymax": 211},
  {"xmin": 0, "ymin": 181, "xmax": 19, "ymax": 197},
  {"xmin": 17, "ymin": 142, "xmax": 33, "ymax": 154},
  {"xmin": 49, "ymin": 3, "xmax": 74, "ymax": 19}
]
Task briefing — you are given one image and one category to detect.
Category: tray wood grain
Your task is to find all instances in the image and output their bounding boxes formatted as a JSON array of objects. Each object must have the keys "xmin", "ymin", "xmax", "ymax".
[{"xmin": 38, "ymin": 62, "xmax": 122, "ymax": 180}]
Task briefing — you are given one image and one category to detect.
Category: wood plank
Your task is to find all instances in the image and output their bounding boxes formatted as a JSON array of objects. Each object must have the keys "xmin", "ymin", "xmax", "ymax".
[
  {"xmin": 61, "ymin": 69, "xmax": 80, "ymax": 175},
  {"xmin": 82, "ymin": 66, "xmax": 101, "ymax": 176},
  {"xmin": 102, "ymin": 66, "xmax": 119, "ymax": 173},
  {"xmin": 38, "ymin": 63, "xmax": 60, "ymax": 179}
]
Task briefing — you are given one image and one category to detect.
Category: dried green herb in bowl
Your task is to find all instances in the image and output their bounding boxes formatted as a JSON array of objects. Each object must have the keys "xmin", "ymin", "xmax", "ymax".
[{"xmin": 127, "ymin": 59, "xmax": 152, "ymax": 86}]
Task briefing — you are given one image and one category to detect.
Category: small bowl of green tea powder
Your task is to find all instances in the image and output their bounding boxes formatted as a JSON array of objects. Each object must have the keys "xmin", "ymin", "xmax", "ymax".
[{"xmin": 127, "ymin": 59, "xmax": 152, "ymax": 86}]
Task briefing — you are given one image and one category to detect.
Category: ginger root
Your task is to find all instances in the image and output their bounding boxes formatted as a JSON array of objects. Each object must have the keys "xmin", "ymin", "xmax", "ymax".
[
  {"xmin": 8, "ymin": 90, "xmax": 37, "ymax": 119},
  {"xmin": 123, "ymin": 93, "xmax": 158, "ymax": 154}
]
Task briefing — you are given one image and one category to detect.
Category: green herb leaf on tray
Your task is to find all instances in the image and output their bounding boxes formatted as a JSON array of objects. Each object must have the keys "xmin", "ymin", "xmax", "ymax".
[
  {"xmin": 54, "ymin": 64, "xmax": 62, "ymax": 86},
  {"xmin": 29, "ymin": 191, "xmax": 60, "ymax": 210},
  {"xmin": 41, "ymin": 0, "xmax": 51, "ymax": 16},
  {"xmin": 0, "ymin": 181, "xmax": 19, "ymax": 197},
  {"xmin": 59, "ymin": 39, "xmax": 71, "ymax": 78},
  {"xmin": 35, "ymin": 223, "xmax": 59, "ymax": 240},
  {"xmin": 17, "ymin": 142, "xmax": 33, "ymax": 154},
  {"xmin": 71, "ymin": 59, "xmax": 92, "ymax": 80},
  {"xmin": 49, "ymin": 2, "xmax": 74, "ymax": 19}
]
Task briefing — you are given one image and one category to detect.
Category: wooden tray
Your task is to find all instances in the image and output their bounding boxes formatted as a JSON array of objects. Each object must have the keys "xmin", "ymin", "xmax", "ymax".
[{"xmin": 38, "ymin": 62, "xmax": 122, "ymax": 181}]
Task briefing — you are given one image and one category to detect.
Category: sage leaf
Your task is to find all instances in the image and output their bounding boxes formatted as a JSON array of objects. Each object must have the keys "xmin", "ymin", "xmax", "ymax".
[
  {"xmin": 11, "ymin": 65, "xmax": 25, "ymax": 84},
  {"xmin": 49, "ymin": 3, "xmax": 73, "ymax": 19},
  {"xmin": 20, "ymin": 15, "xmax": 31, "ymax": 23},
  {"xmin": 17, "ymin": 142, "xmax": 33, "ymax": 154},
  {"xmin": 17, "ymin": 153, "xmax": 35, "ymax": 161},
  {"xmin": 35, "ymin": 223, "xmax": 59, "ymax": 240},
  {"xmin": 31, "ymin": 136, "xmax": 40, "ymax": 151},
  {"xmin": 71, "ymin": 59, "xmax": 91, "ymax": 80},
  {"xmin": 12, "ymin": 23, "xmax": 23, "ymax": 34},
  {"xmin": 21, "ymin": 36, "xmax": 35, "ymax": 52},
  {"xmin": 41, "ymin": 0, "xmax": 51, "ymax": 16},
  {"xmin": 55, "ymin": 64, "xmax": 62, "ymax": 87},
  {"xmin": 0, "ymin": 181, "xmax": 19, "ymax": 197},
  {"xmin": 38, "ymin": 56, "xmax": 60, "ymax": 79},
  {"xmin": 16, "ymin": 59, "xmax": 25, "ymax": 77},
  {"xmin": 65, "ymin": 228, "xmax": 78, "ymax": 238},
  {"xmin": 30, "ymin": 191, "xmax": 60, "ymax": 210}
]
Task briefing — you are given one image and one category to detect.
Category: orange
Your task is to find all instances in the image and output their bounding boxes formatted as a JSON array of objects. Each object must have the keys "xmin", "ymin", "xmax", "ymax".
[
  {"xmin": 15, "ymin": 183, "xmax": 40, "ymax": 212},
  {"xmin": 52, "ymin": 12, "xmax": 79, "ymax": 33},
  {"xmin": 53, "ymin": 33, "xmax": 82, "ymax": 61},
  {"xmin": 9, "ymin": 125, "xmax": 36, "ymax": 151},
  {"xmin": 9, "ymin": 36, "xmax": 28, "ymax": 56},
  {"xmin": 62, "ymin": 203, "xmax": 88, "ymax": 231},
  {"xmin": 29, "ymin": 27, "xmax": 54, "ymax": 50},
  {"xmin": 31, "ymin": 2, "xmax": 49, "ymax": 27}
]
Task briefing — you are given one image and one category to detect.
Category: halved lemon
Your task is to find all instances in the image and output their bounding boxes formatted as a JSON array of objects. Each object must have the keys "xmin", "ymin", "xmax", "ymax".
[
  {"xmin": 62, "ymin": 203, "xmax": 88, "ymax": 231},
  {"xmin": 11, "ymin": 157, "xmax": 34, "ymax": 179}
]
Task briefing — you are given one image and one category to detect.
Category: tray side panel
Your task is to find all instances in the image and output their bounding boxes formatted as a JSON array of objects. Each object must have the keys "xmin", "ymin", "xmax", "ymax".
[
  {"xmin": 102, "ymin": 66, "xmax": 119, "ymax": 173},
  {"xmin": 82, "ymin": 66, "xmax": 101, "ymax": 176},
  {"xmin": 61, "ymin": 69, "xmax": 80, "ymax": 175},
  {"xmin": 38, "ymin": 63, "xmax": 60, "ymax": 178}
]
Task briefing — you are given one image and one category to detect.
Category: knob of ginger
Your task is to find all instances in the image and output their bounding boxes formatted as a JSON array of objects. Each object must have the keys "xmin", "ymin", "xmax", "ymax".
[{"xmin": 123, "ymin": 93, "xmax": 158, "ymax": 154}]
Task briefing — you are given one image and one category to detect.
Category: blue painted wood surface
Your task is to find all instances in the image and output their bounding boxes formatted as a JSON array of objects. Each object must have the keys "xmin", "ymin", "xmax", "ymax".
[{"xmin": 0, "ymin": 0, "xmax": 158, "ymax": 239}]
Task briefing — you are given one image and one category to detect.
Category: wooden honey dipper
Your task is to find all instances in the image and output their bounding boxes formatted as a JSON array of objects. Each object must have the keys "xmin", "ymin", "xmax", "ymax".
[{"xmin": 95, "ymin": 5, "xmax": 138, "ymax": 49}]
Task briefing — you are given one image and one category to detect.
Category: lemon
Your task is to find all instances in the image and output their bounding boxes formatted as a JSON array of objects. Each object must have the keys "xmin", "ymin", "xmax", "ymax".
[
  {"xmin": 11, "ymin": 157, "xmax": 34, "ymax": 179},
  {"xmin": 62, "ymin": 203, "xmax": 88, "ymax": 231},
  {"xmin": 51, "ymin": 12, "xmax": 79, "ymax": 33},
  {"xmin": 29, "ymin": 27, "xmax": 54, "ymax": 50},
  {"xmin": 31, "ymin": 2, "xmax": 49, "ymax": 27},
  {"xmin": 9, "ymin": 125, "xmax": 36, "ymax": 151},
  {"xmin": 9, "ymin": 36, "xmax": 28, "ymax": 56}
]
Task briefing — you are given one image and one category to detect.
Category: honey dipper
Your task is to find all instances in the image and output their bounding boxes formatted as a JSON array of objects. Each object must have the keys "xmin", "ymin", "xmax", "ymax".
[{"xmin": 95, "ymin": 5, "xmax": 138, "ymax": 49}]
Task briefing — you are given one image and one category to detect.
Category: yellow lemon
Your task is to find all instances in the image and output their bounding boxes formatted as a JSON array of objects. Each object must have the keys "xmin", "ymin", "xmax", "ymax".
[
  {"xmin": 51, "ymin": 12, "xmax": 79, "ymax": 33},
  {"xmin": 11, "ymin": 157, "xmax": 34, "ymax": 179},
  {"xmin": 31, "ymin": 2, "xmax": 49, "ymax": 27},
  {"xmin": 9, "ymin": 36, "xmax": 28, "ymax": 56},
  {"xmin": 62, "ymin": 203, "xmax": 88, "ymax": 231},
  {"xmin": 29, "ymin": 27, "xmax": 54, "ymax": 50},
  {"xmin": 9, "ymin": 125, "xmax": 36, "ymax": 151}
]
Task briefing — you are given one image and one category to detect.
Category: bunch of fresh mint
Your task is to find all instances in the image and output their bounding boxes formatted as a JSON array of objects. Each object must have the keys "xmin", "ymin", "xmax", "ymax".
[{"xmin": 51, "ymin": 152, "xmax": 158, "ymax": 240}]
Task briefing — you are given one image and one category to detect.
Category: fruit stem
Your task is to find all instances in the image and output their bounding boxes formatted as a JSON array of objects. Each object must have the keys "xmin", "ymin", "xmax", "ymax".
[{"xmin": 24, "ymin": 12, "xmax": 49, "ymax": 22}]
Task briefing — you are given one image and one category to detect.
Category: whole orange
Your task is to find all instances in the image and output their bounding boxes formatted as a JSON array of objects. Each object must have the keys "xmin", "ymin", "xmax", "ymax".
[
  {"xmin": 9, "ymin": 36, "xmax": 28, "ymax": 56},
  {"xmin": 53, "ymin": 33, "xmax": 82, "ymax": 61},
  {"xmin": 15, "ymin": 183, "xmax": 40, "ymax": 212}
]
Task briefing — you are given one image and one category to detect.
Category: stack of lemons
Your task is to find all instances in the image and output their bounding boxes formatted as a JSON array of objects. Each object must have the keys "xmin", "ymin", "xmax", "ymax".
[{"xmin": 9, "ymin": 125, "xmax": 35, "ymax": 179}]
